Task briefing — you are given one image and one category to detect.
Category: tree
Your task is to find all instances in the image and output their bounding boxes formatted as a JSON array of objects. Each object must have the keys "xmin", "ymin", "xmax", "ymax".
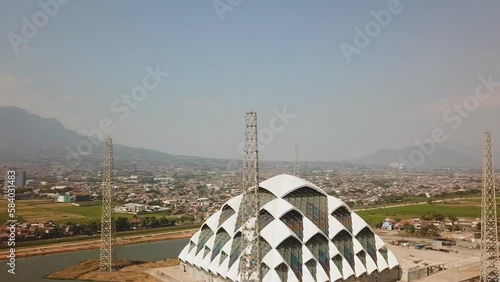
[
  {"xmin": 116, "ymin": 217, "xmax": 131, "ymax": 231},
  {"xmin": 197, "ymin": 186, "xmax": 209, "ymax": 197},
  {"xmin": 34, "ymin": 229, "xmax": 45, "ymax": 239},
  {"xmin": 421, "ymin": 212, "xmax": 445, "ymax": 221},
  {"xmin": 144, "ymin": 178, "xmax": 157, "ymax": 184},
  {"xmin": 402, "ymin": 222, "xmax": 416, "ymax": 234},
  {"xmin": 419, "ymin": 225, "xmax": 439, "ymax": 237},
  {"xmin": 48, "ymin": 226, "xmax": 64, "ymax": 238},
  {"xmin": 73, "ymin": 224, "xmax": 83, "ymax": 235},
  {"xmin": 82, "ymin": 220, "xmax": 100, "ymax": 235},
  {"xmin": 448, "ymin": 216, "xmax": 458, "ymax": 232},
  {"xmin": 150, "ymin": 217, "xmax": 160, "ymax": 228},
  {"xmin": 434, "ymin": 214, "xmax": 445, "ymax": 221},
  {"xmin": 64, "ymin": 221, "xmax": 82, "ymax": 235},
  {"xmin": 159, "ymin": 217, "xmax": 172, "ymax": 226},
  {"xmin": 180, "ymin": 215, "xmax": 195, "ymax": 223},
  {"xmin": 141, "ymin": 217, "xmax": 151, "ymax": 227},
  {"xmin": 174, "ymin": 181, "xmax": 185, "ymax": 189},
  {"xmin": 345, "ymin": 201, "xmax": 355, "ymax": 208}
]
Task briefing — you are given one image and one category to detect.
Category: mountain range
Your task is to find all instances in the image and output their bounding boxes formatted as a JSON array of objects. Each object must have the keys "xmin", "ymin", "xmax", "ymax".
[
  {"xmin": 348, "ymin": 143, "xmax": 494, "ymax": 168},
  {"xmin": 0, "ymin": 106, "xmax": 493, "ymax": 168},
  {"xmin": 0, "ymin": 107, "xmax": 184, "ymax": 164}
]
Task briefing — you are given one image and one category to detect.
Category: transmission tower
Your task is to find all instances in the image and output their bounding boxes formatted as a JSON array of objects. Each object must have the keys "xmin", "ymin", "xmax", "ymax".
[
  {"xmin": 294, "ymin": 145, "xmax": 300, "ymax": 177},
  {"xmin": 100, "ymin": 138, "xmax": 116, "ymax": 272},
  {"xmin": 239, "ymin": 111, "xmax": 261, "ymax": 282},
  {"xmin": 481, "ymin": 132, "xmax": 499, "ymax": 282}
]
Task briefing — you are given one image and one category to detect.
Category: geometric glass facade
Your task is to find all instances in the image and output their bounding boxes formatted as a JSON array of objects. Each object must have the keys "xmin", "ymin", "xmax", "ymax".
[{"xmin": 179, "ymin": 174, "xmax": 401, "ymax": 282}]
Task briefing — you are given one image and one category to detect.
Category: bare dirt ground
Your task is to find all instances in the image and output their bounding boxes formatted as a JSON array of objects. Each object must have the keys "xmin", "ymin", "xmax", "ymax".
[{"xmin": 46, "ymin": 258, "xmax": 181, "ymax": 282}]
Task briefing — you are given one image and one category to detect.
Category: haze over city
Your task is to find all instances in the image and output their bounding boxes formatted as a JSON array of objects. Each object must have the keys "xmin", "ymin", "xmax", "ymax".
[
  {"xmin": 4, "ymin": 1, "xmax": 500, "ymax": 282},
  {"xmin": 1, "ymin": 0, "xmax": 500, "ymax": 162}
]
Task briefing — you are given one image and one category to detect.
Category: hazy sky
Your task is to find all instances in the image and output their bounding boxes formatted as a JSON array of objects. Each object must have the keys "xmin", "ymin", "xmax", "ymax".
[{"xmin": 1, "ymin": 0, "xmax": 500, "ymax": 161}]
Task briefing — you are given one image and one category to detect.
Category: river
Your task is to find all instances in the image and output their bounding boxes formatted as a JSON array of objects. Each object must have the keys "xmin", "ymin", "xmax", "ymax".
[{"xmin": 0, "ymin": 238, "xmax": 189, "ymax": 282}]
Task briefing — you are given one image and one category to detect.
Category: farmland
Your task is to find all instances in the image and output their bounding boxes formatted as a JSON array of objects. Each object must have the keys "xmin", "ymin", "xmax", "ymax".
[
  {"xmin": 357, "ymin": 204, "xmax": 481, "ymax": 225},
  {"xmin": 0, "ymin": 200, "xmax": 180, "ymax": 224},
  {"xmin": 0, "ymin": 197, "xmax": 493, "ymax": 228},
  {"xmin": 356, "ymin": 201, "xmax": 483, "ymax": 226}
]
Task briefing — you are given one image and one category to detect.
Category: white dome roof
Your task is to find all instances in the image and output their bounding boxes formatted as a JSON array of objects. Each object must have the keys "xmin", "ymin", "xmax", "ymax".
[{"xmin": 179, "ymin": 174, "xmax": 400, "ymax": 282}]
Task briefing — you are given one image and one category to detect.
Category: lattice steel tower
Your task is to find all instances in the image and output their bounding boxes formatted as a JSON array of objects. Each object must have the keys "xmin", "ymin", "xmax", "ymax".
[
  {"xmin": 100, "ymin": 138, "xmax": 116, "ymax": 272},
  {"xmin": 239, "ymin": 111, "xmax": 261, "ymax": 282},
  {"xmin": 294, "ymin": 145, "xmax": 300, "ymax": 177},
  {"xmin": 481, "ymin": 132, "xmax": 499, "ymax": 282}
]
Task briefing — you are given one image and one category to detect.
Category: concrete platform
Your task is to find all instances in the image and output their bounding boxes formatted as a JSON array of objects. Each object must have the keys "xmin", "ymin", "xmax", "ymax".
[
  {"xmin": 418, "ymin": 261, "xmax": 480, "ymax": 282},
  {"xmin": 146, "ymin": 265, "xmax": 200, "ymax": 282},
  {"xmin": 386, "ymin": 243, "xmax": 480, "ymax": 281}
]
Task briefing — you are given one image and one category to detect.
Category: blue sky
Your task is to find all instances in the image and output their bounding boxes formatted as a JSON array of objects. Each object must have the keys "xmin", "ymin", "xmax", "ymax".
[{"xmin": 1, "ymin": 0, "xmax": 500, "ymax": 161}]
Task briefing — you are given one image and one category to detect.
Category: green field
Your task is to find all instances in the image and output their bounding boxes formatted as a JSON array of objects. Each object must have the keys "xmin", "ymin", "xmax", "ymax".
[
  {"xmin": 1, "ymin": 198, "xmax": 491, "ymax": 229},
  {"xmin": 357, "ymin": 203, "xmax": 482, "ymax": 226},
  {"xmin": 0, "ymin": 200, "xmax": 181, "ymax": 224},
  {"xmin": 355, "ymin": 196, "xmax": 497, "ymax": 226}
]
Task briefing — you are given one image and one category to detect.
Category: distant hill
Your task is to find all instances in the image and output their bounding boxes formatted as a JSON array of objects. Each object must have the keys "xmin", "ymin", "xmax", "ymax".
[
  {"xmin": 0, "ymin": 106, "xmax": 179, "ymax": 163},
  {"xmin": 349, "ymin": 143, "xmax": 493, "ymax": 168},
  {"xmin": 1, "ymin": 106, "xmax": 494, "ymax": 169}
]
